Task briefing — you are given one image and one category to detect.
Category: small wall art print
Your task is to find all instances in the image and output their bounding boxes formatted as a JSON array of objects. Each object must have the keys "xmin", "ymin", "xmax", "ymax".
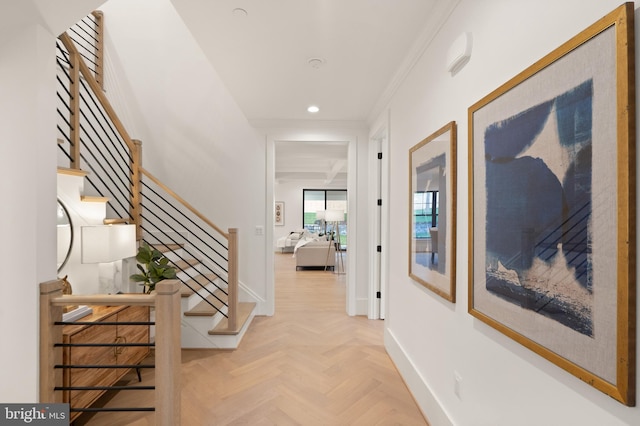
[
  {"xmin": 468, "ymin": 3, "xmax": 635, "ymax": 405},
  {"xmin": 409, "ymin": 121, "xmax": 457, "ymax": 302},
  {"xmin": 274, "ymin": 201, "xmax": 284, "ymax": 226}
]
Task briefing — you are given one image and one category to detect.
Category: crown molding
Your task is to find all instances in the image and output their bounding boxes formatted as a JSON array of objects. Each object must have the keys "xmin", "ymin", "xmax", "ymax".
[
  {"xmin": 249, "ymin": 118, "xmax": 368, "ymax": 132},
  {"xmin": 366, "ymin": 0, "xmax": 462, "ymax": 126}
]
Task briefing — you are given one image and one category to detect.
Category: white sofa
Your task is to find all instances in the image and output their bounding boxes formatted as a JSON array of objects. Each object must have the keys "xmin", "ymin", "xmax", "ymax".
[
  {"xmin": 276, "ymin": 230, "xmax": 303, "ymax": 252},
  {"xmin": 295, "ymin": 240, "xmax": 335, "ymax": 270}
]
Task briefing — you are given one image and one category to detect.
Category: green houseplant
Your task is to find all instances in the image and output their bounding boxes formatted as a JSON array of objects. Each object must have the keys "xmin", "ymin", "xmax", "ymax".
[{"xmin": 130, "ymin": 242, "xmax": 177, "ymax": 294}]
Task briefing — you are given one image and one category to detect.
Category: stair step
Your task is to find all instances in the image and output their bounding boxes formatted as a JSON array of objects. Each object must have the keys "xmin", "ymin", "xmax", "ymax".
[
  {"xmin": 209, "ymin": 302, "xmax": 256, "ymax": 335},
  {"xmin": 57, "ymin": 167, "xmax": 88, "ymax": 177},
  {"xmin": 172, "ymin": 258, "xmax": 200, "ymax": 270},
  {"xmin": 184, "ymin": 289, "xmax": 226, "ymax": 316},
  {"xmin": 181, "ymin": 274, "xmax": 219, "ymax": 297},
  {"xmin": 81, "ymin": 195, "xmax": 109, "ymax": 203},
  {"xmin": 103, "ymin": 218, "xmax": 131, "ymax": 225},
  {"xmin": 153, "ymin": 243, "xmax": 184, "ymax": 253}
]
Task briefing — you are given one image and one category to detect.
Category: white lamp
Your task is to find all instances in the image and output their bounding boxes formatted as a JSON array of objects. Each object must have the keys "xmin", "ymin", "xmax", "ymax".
[
  {"xmin": 324, "ymin": 209, "xmax": 344, "ymax": 223},
  {"xmin": 82, "ymin": 224, "xmax": 136, "ymax": 294}
]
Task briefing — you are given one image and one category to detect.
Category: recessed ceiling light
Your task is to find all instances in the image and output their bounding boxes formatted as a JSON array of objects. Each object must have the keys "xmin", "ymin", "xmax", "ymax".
[{"xmin": 307, "ymin": 105, "xmax": 320, "ymax": 113}]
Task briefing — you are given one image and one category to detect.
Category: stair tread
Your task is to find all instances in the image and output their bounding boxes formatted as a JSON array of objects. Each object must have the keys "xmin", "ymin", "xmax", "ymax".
[
  {"xmin": 81, "ymin": 195, "xmax": 109, "ymax": 203},
  {"xmin": 181, "ymin": 274, "xmax": 219, "ymax": 297},
  {"xmin": 104, "ymin": 218, "xmax": 131, "ymax": 225},
  {"xmin": 184, "ymin": 289, "xmax": 227, "ymax": 316},
  {"xmin": 57, "ymin": 167, "xmax": 88, "ymax": 177},
  {"xmin": 172, "ymin": 258, "xmax": 200, "ymax": 270},
  {"xmin": 153, "ymin": 243, "xmax": 184, "ymax": 253},
  {"xmin": 209, "ymin": 302, "xmax": 256, "ymax": 335}
]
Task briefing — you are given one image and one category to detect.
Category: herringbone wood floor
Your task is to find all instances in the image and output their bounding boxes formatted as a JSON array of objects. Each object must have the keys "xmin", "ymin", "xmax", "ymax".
[{"xmin": 75, "ymin": 252, "xmax": 428, "ymax": 425}]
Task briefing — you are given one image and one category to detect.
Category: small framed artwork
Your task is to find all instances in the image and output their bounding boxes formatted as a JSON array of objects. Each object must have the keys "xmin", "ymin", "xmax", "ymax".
[
  {"xmin": 468, "ymin": 4, "xmax": 635, "ymax": 405},
  {"xmin": 409, "ymin": 121, "xmax": 457, "ymax": 302},
  {"xmin": 274, "ymin": 201, "xmax": 284, "ymax": 226}
]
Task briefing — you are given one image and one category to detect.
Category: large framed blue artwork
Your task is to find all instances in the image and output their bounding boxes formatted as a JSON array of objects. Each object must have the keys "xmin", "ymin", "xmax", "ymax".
[
  {"xmin": 409, "ymin": 121, "xmax": 457, "ymax": 302},
  {"xmin": 468, "ymin": 3, "xmax": 635, "ymax": 405}
]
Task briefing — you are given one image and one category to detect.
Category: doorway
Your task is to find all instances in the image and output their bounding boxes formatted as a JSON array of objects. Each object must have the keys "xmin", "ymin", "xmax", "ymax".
[
  {"xmin": 265, "ymin": 134, "xmax": 357, "ymax": 317},
  {"xmin": 369, "ymin": 119, "xmax": 389, "ymax": 319}
]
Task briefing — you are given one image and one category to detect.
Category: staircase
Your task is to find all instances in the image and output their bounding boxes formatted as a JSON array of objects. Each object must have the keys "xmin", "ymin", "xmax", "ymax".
[
  {"xmin": 158, "ymin": 242, "xmax": 256, "ymax": 348},
  {"xmin": 55, "ymin": 13, "xmax": 256, "ymax": 349}
]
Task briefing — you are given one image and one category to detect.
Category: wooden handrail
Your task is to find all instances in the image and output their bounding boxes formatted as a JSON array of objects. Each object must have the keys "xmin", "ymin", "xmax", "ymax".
[
  {"xmin": 39, "ymin": 279, "xmax": 181, "ymax": 425},
  {"xmin": 59, "ymin": 33, "xmax": 135, "ymax": 153},
  {"xmin": 141, "ymin": 168, "xmax": 229, "ymax": 239},
  {"xmin": 51, "ymin": 294, "xmax": 156, "ymax": 306}
]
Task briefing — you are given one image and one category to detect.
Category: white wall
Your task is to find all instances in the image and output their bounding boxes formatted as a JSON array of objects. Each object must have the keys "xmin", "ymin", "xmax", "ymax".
[
  {"xmin": 378, "ymin": 1, "xmax": 640, "ymax": 425},
  {"xmin": 273, "ymin": 181, "xmax": 309, "ymax": 246},
  {"xmin": 99, "ymin": 0, "xmax": 268, "ymax": 313},
  {"xmin": 0, "ymin": 0, "xmax": 106, "ymax": 404},
  {"xmin": 0, "ymin": 24, "xmax": 57, "ymax": 402}
]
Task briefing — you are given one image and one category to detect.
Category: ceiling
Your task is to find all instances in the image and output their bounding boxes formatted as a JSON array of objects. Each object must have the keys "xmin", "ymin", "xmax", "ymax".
[
  {"xmin": 169, "ymin": 0, "xmax": 457, "ymax": 184},
  {"xmin": 8, "ymin": 0, "xmax": 456, "ymax": 184},
  {"xmin": 171, "ymin": 0, "xmax": 454, "ymax": 123},
  {"xmin": 275, "ymin": 141, "xmax": 348, "ymax": 185}
]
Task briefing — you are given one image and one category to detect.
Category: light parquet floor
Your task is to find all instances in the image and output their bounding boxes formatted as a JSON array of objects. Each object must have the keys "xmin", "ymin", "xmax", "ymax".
[{"xmin": 75, "ymin": 252, "xmax": 428, "ymax": 425}]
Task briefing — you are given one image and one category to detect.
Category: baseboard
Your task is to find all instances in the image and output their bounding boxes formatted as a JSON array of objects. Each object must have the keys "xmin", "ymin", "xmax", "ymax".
[
  {"xmin": 384, "ymin": 327, "xmax": 454, "ymax": 426},
  {"xmin": 238, "ymin": 280, "xmax": 267, "ymax": 315}
]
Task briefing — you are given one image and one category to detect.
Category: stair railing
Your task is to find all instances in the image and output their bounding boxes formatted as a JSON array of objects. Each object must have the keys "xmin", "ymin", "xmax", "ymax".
[
  {"xmin": 140, "ymin": 169, "xmax": 238, "ymax": 328},
  {"xmin": 39, "ymin": 279, "xmax": 181, "ymax": 426},
  {"xmin": 66, "ymin": 11, "xmax": 104, "ymax": 89},
  {"xmin": 55, "ymin": 14, "xmax": 238, "ymax": 329}
]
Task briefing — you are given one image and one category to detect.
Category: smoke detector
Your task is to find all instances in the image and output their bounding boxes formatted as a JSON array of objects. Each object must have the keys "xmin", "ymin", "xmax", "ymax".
[
  {"xmin": 307, "ymin": 58, "xmax": 326, "ymax": 69},
  {"xmin": 232, "ymin": 8, "xmax": 248, "ymax": 17}
]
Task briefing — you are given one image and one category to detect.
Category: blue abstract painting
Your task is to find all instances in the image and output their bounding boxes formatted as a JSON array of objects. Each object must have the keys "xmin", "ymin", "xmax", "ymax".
[{"xmin": 484, "ymin": 80, "xmax": 593, "ymax": 336}]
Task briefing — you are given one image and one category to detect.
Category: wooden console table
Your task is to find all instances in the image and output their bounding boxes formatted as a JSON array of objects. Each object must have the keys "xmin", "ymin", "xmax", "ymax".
[{"xmin": 62, "ymin": 305, "xmax": 150, "ymax": 422}]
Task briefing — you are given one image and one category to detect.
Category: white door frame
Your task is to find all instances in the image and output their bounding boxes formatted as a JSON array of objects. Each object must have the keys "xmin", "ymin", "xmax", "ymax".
[
  {"xmin": 265, "ymin": 129, "xmax": 358, "ymax": 317},
  {"xmin": 368, "ymin": 112, "xmax": 390, "ymax": 319}
]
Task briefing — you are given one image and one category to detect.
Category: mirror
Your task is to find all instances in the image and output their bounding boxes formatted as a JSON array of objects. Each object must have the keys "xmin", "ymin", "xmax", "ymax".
[{"xmin": 57, "ymin": 200, "xmax": 73, "ymax": 271}]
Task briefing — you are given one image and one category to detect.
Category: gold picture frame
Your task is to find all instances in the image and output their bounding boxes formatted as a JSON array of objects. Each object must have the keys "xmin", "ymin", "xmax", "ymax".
[
  {"xmin": 468, "ymin": 3, "xmax": 635, "ymax": 405},
  {"xmin": 409, "ymin": 121, "xmax": 457, "ymax": 302}
]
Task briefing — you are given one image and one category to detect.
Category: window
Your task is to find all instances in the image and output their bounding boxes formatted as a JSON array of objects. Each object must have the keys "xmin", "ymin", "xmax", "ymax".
[
  {"xmin": 413, "ymin": 191, "xmax": 438, "ymax": 238},
  {"xmin": 303, "ymin": 189, "xmax": 347, "ymax": 246}
]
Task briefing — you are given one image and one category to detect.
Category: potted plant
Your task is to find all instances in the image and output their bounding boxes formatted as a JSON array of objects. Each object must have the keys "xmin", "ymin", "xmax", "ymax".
[{"xmin": 130, "ymin": 242, "xmax": 177, "ymax": 294}]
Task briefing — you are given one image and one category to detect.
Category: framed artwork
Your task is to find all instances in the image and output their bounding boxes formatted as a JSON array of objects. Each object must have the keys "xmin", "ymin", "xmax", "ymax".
[
  {"xmin": 409, "ymin": 121, "xmax": 457, "ymax": 302},
  {"xmin": 274, "ymin": 201, "xmax": 284, "ymax": 226},
  {"xmin": 468, "ymin": 4, "xmax": 635, "ymax": 405}
]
